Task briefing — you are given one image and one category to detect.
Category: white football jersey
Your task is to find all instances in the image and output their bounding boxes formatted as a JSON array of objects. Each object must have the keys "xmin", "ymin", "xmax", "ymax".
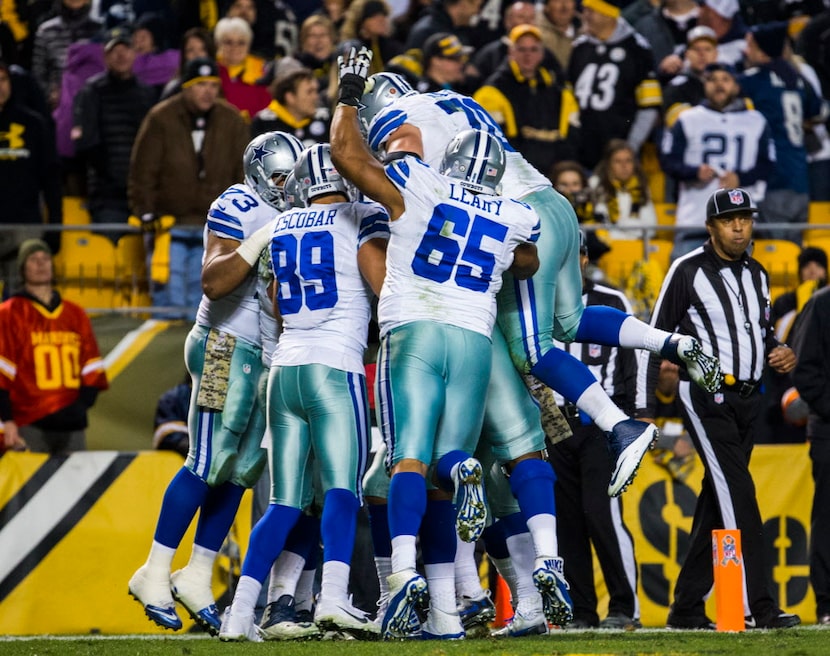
[
  {"xmin": 662, "ymin": 105, "xmax": 772, "ymax": 228},
  {"xmin": 368, "ymin": 90, "xmax": 551, "ymax": 198},
  {"xmin": 269, "ymin": 200, "xmax": 389, "ymax": 374},
  {"xmin": 380, "ymin": 156, "xmax": 540, "ymax": 338},
  {"xmin": 195, "ymin": 183, "xmax": 277, "ymax": 346}
]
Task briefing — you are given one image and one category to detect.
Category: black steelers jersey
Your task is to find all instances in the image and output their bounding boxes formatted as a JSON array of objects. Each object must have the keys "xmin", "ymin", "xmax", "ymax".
[{"xmin": 568, "ymin": 23, "xmax": 661, "ymax": 169}]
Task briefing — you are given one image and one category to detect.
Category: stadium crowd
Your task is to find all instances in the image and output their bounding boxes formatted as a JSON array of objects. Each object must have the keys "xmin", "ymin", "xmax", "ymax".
[{"xmin": 2, "ymin": 0, "xmax": 830, "ymax": 641}]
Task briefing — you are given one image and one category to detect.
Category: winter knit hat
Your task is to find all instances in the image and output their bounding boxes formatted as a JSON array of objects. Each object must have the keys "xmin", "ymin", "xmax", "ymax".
[
  {"xmin": 17, "ymin": 239, "xmax": 51, "ymax": 275},
  {"xmin": 750, "ymin": 21, "xmax": 789, "ymax": 59}
]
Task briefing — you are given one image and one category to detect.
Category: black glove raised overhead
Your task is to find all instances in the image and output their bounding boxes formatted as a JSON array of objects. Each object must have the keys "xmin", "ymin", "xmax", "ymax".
[{"xmin": 337, "ymin": 46, "xmax": 373, "ymax": 107}]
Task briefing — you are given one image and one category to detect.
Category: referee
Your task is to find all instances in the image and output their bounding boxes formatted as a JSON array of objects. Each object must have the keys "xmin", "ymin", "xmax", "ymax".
[{"xmin": 637, "ymin": 188, "xmax": 801, "ymax": 630}]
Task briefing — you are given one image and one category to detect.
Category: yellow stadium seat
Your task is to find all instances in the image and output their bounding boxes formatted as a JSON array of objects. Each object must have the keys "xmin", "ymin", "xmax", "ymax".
[
  {"xmin": 751, "ymin": 239, "xmax": 801, "ymax": 289},
  {"xmin": 55, "ymin": 231, "xmax": 117, "ymax": 279},
  {"xmin": 598, "ymin": 239, "xmax": 672, "ymax": 288},
  {"xmin": 803, "ymin": 202, "xmax": 830, "ymax": 243},
  {"xmin": 115, "ymin": 234, "xmax": 151, "ymax": 308},
  {"xmin": 653, "ymin": 203, "xmax": 676, "ymax": 241},
  {"xmin": 59, "ymin": 284, "xmax": 117, "ymax": 312},
  {"xmin": 54, "ymin": 231, "xmax": 118, "ymax": 310},
  {"xmin": 62, "ymin": 196, "xmax": 92, "ymax": 225},
  {"xmin": 802, "ymin": 236, "xmax": 830, "ymax": 258}
]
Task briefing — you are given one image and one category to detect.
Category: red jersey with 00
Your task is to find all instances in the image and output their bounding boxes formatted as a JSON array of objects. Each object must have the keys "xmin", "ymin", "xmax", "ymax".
[{"xmin": 0, "ymin": 296, "xmax": 109, "ymax": 426}]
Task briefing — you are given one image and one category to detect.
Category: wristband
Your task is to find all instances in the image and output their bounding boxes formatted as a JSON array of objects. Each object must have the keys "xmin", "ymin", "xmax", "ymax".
[{"xmin": 236, "ymin": 222, "xmax": 273, "ymax": 267}]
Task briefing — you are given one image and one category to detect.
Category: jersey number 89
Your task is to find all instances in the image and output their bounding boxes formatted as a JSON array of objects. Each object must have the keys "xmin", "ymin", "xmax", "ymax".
[{"xmin": 272, "ymin": 232, "xmax": 338, "ymax": 314}]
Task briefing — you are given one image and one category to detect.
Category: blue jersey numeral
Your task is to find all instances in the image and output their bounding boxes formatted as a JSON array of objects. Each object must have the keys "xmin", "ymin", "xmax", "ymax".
[
  {"xmin": 435, "ymin": 96, "xmax": 502, "ymax": 138},
  {"xmin": 219, "ymin": 187, "xmax": 260, "ymax": 213},
  {"xmin": 412, "ymin": 203, "xmax": 508, "ymax": 292},
  {"xmin": 271, "ymin": 232, "xmax": 338, "ymax": 314}
]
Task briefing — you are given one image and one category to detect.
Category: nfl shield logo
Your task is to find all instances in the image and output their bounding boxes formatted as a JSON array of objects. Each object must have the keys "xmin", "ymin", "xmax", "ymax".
[
  {"xmin": 728, "ymin": 189, "xmax": 744, "ymax": 205},
  {"xmin": 714, "ymin": 392, "xmax": 724, "ymax": 404},
  {"xmin": 589, "ymin": 344, "xmax": 601, "ymax": 358}
]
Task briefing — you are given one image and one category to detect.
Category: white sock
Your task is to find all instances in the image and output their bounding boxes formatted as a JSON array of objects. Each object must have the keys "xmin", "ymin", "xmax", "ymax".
[
  {"xmin": 424, "ymin": 562, "xmax": 456, "ymax": 614},
  {"xmin": 145, "ymin": 541, "xmax": 177, "ymax": 578},
  {"xmin": 295, "ymin": 568, "xmax": 317, "ymax": 612},
  {"xmin": 375, "ymin": 556, "xmax": 392, "ymax": 598},
  {"xmin": 525, "ymin": 513, "xmax": 558, "ymax": 561},
  {"xmin": 491, "ymin": 556, "xmax": 518, "ymax": 606},
  {"xmin": 454, "ymin": 535, "xmax": 484, "ymax": 599},
  {"xmin": 319, "ymin": 560, "xmax": 350, "ymax": 603},
  {"xmin": 185, "ymin": 543, "xmax": 217, "ymax": 579},
  {"xmin": 618, "ymin": 316, "xmax": 671, "ymax": 353},
  {"xmin": 391, "ymin": 535, "xmax": 418, "ymax": 573},
  {"xmin": 505, "ymin": 532, "xmax": 541, "ymax": 613},
  {"xmin": 232, "ymin": 575, "xmax": 263, "ymax": 618},
  {"xmin": 576, "ymin": 382, "xmax": 628, "ymax": 432},
  {"xmin": 267, "ymin": 550, "xmax": 305, "ymax": 603}
]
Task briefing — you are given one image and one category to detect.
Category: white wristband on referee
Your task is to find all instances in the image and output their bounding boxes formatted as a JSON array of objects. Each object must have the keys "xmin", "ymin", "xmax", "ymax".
[{"xmin": 235, "ymin": 222, "xmax": 273, "ymax": 267}]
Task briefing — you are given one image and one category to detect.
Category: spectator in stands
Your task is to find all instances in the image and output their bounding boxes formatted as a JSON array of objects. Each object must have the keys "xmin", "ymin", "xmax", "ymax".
[
  {"xmin": 295, "ymin": 14, "xmax": 336, "ymax": 102},
  {"xmin": 31, "ymin": 0, "xmax": 101, "ymax": 110},
  {"xmin": 159, "ymin": 27, "xmax": 216, "ymax": 101},
  {"xmin": 741, "ymin": 21, "xmax": 828, "ymax": 241},
  {"xmin": 128, "ymin": 12, "xmax": 180, "ymax": 101},
  {"xmin": 416, "ymin": 31, "xmax": 473, "ymax": 93},
  {"xmin": 792, "ymin": 283, "xmax": 830, "ymax": 627},
  {"xmin": 214, "ymin": 16, "xmax": 270, "ymax": 120},
  {"xmin": 788, "ymin": 24, "xmax": 830, "ymax": 203},
  {"xmin": 0, "ymin": 59, "xmax": 62, "ymax": 274},
  {"xmin": 392, "ymin": 0, "xmax": 433, "ymax": 43},
  {"xmin": 474, "ymin": 24, "xmax": 580, "ymax": 173},
  {"xmin": 0, "ymin": 239, "xmax": 109, "ymax": 455},
  {"xmin": 470, "ymin": 1, "xmax": 540, "ymax": 84},
  {"xmin": 340, "ymin": 0, "xmax": 405, "ymax": 76},
  {"xmin": 568, "ymin": 0, "xmax": 662, "ymax": 171},
  {"xmin": 633, "ymin": 0, "xmax": 700, "ymax": 82},
  {"xmin": 662, "ymin": 25, "xmax": 719, "ymax": 128},
  {"xmin": 537, "ymin": 0, "xmax": 580, "ymax": 72},
  {"xmin": 152, "ymin": 375, "xmax": 192, "ymax": 457},
  {"xmin": 549, "ymin": 160, "xmax": 610, "ymax": 272},
  {"xmin": 659, "ymin": 62, "xmax": 774, "ymax": 259},
  {"xmin": 405, "ymin": 0, "xmax": 481, "ymax": 51},
  {"xmin": 250, "ymin": 67, "xmax": 330, "ymax": 146},
  {"xmin": 622, "ymin": 0, "xmax": 658, "ymax": 26},
  {"xmin": 697, "ymin": 0, "xmax": 746, "ymax": 66},
  {"xmin": 128, "ymin": 57, "xmax": 249, "ymax": 319},
  {"xmin": 314, "ymin": 0, "xmax": 351, "ymax": 39},
  {"xmin": 225, "ymin": 0, "xmax": 276, "ymax": 60},
  {"xmin": 71, "ymin": 33, "xmax": 156, "ymax": 230},
  {"xmin": 33, "ymin": 0, "xmax": 102, "ymax": 195},
  {"xmin": 589, "ymin": 139, "xmax": 657, "ymax": 241},
  {"xmin": 549, "ymin": 232, "xmax": 641, "ymax": 631}
]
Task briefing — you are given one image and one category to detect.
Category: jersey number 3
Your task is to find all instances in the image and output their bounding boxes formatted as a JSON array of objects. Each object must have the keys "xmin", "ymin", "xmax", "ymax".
[{"xmin": 412, "ymin": 203, "xmax": 507, "ymax": 292}]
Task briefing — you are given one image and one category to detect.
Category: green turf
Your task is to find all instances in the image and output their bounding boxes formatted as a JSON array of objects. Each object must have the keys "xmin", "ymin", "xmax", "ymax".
[
  {"xmin": 87, "ymin": 316, "xmax": 192, "ymax": 452},
  {"xmin": 1, "ymin": 629, "xmax": 828, "ymax": 656}
]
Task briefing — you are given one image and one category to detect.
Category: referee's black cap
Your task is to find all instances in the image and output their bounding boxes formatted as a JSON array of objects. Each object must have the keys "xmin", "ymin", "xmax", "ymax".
[{"xmin": 706, "ymin": 188, "xmax": 759, "ymax": 220}]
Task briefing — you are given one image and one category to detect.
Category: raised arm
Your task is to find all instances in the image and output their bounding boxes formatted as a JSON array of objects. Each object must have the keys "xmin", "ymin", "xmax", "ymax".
[{"xmin": 329, "ymin": 47, "xmax": 405, "ymax": 220}]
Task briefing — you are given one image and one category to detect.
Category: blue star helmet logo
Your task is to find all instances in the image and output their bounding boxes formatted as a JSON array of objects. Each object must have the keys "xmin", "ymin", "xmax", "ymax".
[{"xmin": 250, "ymin": 142, "xmax": 275, "ymax": 166}]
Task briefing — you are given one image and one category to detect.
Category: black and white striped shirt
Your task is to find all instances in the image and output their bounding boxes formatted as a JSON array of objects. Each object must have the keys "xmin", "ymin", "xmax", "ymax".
[{"xmin": 637, "ymin": 241, "xmax": 778, "ymax": 415}]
